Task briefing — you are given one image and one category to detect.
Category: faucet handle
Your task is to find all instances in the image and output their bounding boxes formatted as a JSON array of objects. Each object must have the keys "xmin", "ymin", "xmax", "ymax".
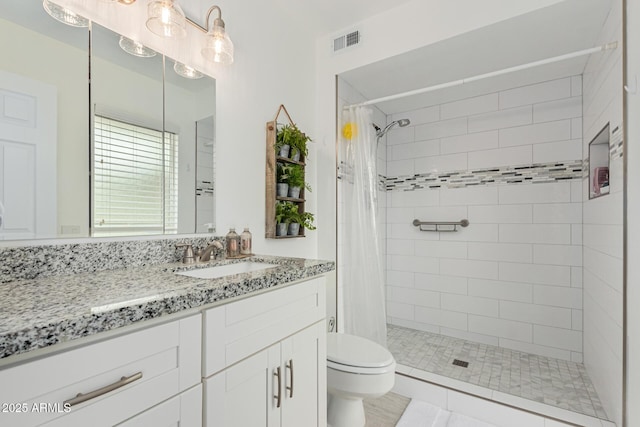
[{"xmin": 175, "ymin": 243, "xmax": 196, "ymax": 264}]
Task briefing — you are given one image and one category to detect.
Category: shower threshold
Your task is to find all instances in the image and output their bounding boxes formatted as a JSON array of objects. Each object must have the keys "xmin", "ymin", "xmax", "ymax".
[{"xmin": 387, "ymin": 324, "xmax": 613, "ymax": 426}]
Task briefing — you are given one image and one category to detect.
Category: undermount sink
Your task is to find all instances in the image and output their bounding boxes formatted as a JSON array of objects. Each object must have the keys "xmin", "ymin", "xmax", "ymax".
[{"xmin": 176, "ymin": 262, "xmax": 278, "ymax": 279}]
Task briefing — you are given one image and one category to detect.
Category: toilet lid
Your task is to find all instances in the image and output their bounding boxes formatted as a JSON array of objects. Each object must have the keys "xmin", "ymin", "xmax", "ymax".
[{"xmin": 327, "ymin": 333, "xmax": 395, "ymax": 368}]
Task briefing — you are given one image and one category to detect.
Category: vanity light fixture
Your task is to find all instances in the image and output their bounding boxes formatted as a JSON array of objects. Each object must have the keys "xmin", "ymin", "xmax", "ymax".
[
  {"xmin": 174, "ymin": 62, "xmax": 204, "ymax": 79},
  {"xmin": 200, "ymin": 5, "xmax": 234, "ymax": 65},
  {"xmin": 119, "ymin": 36, "xmax": 157, "ymax": 57},
  {"xmin": 146, "ymin": 0, "xmax": 187, "ymax": 39},
  {"xmin": 42, "ymin": 0, "xmax": 89, "ymax": 28}
]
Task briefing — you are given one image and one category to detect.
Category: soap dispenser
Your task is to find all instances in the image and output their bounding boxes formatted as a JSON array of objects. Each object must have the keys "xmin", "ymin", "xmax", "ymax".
[
  {"xmin": 225, "ymin": 228, "xmax": 240, "ymax": 258},
  {"xmin": 240, "ymin": 228, "xmax": 252, "ymax": 255}
]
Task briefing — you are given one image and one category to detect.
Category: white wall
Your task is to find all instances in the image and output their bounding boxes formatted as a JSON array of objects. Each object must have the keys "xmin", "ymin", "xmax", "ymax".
[
  {"xmin": 384, "ymin": 76, "xmax": 584, "ymax": 361},
  {"xmin": 626, "ymin": 0, "xmax": 640, "ymax": 425},
  {"xmin": 581, "ymin": 0, "xmax": 624, "ymax": 424}
]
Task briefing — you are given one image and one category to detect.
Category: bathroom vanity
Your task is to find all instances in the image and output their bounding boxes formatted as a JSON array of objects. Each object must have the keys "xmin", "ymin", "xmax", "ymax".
[{"xmin": 0, "ymin": 255, "xmax": 333, "ymax": 427}]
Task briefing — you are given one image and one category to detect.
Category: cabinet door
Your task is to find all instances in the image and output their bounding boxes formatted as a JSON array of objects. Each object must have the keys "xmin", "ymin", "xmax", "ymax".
[
  {"xmin": 205, "ymin": 344, "xmax": 281, "ymax": 427},
  {"xmin": 116, "ymin": 384, "xmax": 201, "ymax": 427},
  {"xmin": 281, "ymin": 322, "xmax": 326, "ymax": 427}
]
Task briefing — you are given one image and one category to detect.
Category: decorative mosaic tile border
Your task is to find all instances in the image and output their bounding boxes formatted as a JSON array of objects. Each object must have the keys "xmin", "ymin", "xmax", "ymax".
[
  {"xmin": 610, "ymin": 124, "xmax": 624, "ymax": 160},
  {"xmin": 384, "ymin": 160, "xmax": 583, "ymax": 192}
]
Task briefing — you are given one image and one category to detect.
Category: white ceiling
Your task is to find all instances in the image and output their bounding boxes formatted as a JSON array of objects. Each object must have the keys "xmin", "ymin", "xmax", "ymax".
[{"xmin": 339, "ymin": 0, "xmax": 615, "ymax": 115}]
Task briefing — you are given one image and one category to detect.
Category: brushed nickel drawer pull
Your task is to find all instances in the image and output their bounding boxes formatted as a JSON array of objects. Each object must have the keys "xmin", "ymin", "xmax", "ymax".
[
  {"xmin": 64, "ymin": 372, "xmax": 143, "ymax": 407},
  {"xmin": 274, "ymin": 366, "xmax": 282, "ymax": 408},
  {"xmin": 286, "ymin": 359, "xmax": 294, "ymax": 398}
]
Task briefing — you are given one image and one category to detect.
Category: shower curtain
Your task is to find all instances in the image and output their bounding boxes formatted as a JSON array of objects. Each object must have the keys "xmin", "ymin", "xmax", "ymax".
[{"xmin": 341, "ymin": 106, "xmax": 387, "ymax": 347}]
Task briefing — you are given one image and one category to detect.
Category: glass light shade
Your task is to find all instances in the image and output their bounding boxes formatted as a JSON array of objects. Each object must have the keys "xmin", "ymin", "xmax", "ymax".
[
  {"xmin": 43, "ymin": 0, "xmax": 89, "ymax": 28},
  {"xmin": 119, "ymin": 36, "xmax": 157, "ymax": 57},
  {"xmin": 146, "ymin": 0, "xmax": 187, "ymax": 38},
  {"xmin": 174, "ymin": 62, "xmax": 203, "ymax": 79},
  {"xmin": 201, "ymin": 26, "xmax": 234, "ymax": 65}
]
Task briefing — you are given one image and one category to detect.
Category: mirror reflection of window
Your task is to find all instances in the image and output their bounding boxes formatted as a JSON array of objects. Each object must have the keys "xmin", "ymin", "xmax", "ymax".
[
  {"xmin": 93, "ymin": 115, "xmax": 179, "ymax": 236},
  {"xmin": 196, "ymin": 116, "xmax": 215, "ymax": 233}
]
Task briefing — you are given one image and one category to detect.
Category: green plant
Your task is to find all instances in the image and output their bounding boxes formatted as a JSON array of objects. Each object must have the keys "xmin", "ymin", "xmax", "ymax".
[
  {"xmin": 275, "ymin": 124, "xmax": 295, "ymax": 153},
  {"xmin": 275, "ymin": 123, "xmax": 311, "ymax": 158},
  {"xmin": 285, "ymin": 164, "xmax": 311, "ymax": 192},
  {"xmin": 276, "ymin": 163, "xmax": 290, "ymax": 183},
  {"xmin": 275, "ymin": 201, "xmax": 299, "ymax": 225},
  {"xmin": 296, "ymin": 211, "xmax": 316, "ymax": 230}
]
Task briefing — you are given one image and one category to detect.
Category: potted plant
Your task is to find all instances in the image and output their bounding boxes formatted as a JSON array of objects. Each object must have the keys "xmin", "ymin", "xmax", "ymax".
[
  {"xmin": 288, "ymin": 208, "xmax": 316, "ymax": 236},
  {"xmin": 275, "ymin": 124, "xmax": 295, "ymax": 158},
  {"xmin": 286, "ymin": 164, "xmax": 311, "ymax": 199},
  {"xmin": 275, "ymin": 201, "xmax": 298, "ymax": 236},
  {"xmin": 276, "ymin": 163, "xmax": 290, "ymax": 197},
  {"xmin": 289, "ymin": 126, "xmax": 311, "ymax": 162}
]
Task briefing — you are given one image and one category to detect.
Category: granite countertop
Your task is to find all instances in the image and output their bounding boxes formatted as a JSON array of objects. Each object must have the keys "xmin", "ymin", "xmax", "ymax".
[{"xmin": 0, "ymin": 255, "xmax": 335, "ymax": 361}]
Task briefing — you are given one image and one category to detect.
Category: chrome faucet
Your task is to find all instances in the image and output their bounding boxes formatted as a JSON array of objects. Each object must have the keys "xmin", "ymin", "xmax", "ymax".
[
  {"xmin": 198, "ymin": 241, "xmax": 224, "ymax": 262},
  {"xmin": 175, "ymin": 243, "xmax": 196, "ymax": 264}
]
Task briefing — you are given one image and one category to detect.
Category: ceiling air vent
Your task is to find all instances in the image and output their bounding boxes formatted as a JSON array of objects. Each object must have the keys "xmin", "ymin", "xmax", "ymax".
[{"xmin": 333, "ymin": 30, "xmax": 361, "ymax": 53}]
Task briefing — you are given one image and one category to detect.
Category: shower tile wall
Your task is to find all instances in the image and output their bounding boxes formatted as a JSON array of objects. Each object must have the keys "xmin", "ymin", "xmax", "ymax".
[
  {"xmin": 581, "ymin": 0, "xmax": 623, "ymax": 424},
  {"xmin": 385, "ymin": 75, "xmax": 584, "ymax": 362},
  {"xmin": 336, "ymin": 77, "xmax": 387, "ymax": 332}
]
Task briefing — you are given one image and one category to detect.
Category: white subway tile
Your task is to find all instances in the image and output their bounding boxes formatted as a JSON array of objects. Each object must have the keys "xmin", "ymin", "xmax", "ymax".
[
  {"xmin": 441, "ymin": 294, "xmax": 499, "ymax": 317},
  {"xmin": 440, "ymin": 224, "xmax": 499, "ymax": 242},
  {"xmin": 441, "ymin": 93, "xmax": 499, "ymax": 119},
  {"xmin": 500, "ymin": 78, "xmax": 571, "ymax": 109},
  {"xmin": 571, "ymin": 266, "xmax": 583, "ymax": 288},
  {"xmin": 392, "ymin": 105, "xmax": 440, "ymax": 126},
  {"xmin": 415, "ymin": 306, "xmax": 468, "ymax": 330},
  {"xmin": 468, "ymin": 315, "xmax": 532, "ymax": 342},
  {"xmin": 388, "ymin": 318, "xmax": 440, "ymax": 335},
  {"xmin": 499, "ymin": 182, "xmax": 571, "ymax": 204},
  {"xmin": 469, "ymin": 204, "xmax": 532, "ymax": 224},
  {"xmin": 534, "ymin": 285, "xmax": 582, "ymax": 309},
  {"xmin": 391, "ymin": 189, "xmax": 439, "ymax": 207},
  {"xmin": 533, "ymin": 325, "xmax": 582, "ymax": 352},
  {"xmin": 571, "ymin": 75, "xmax": 583, "ymax": 96},
  {"xmin": 583, "ymin": 224, "xmax": 623, "ymax": 258},
  {"xmin": 583, "ymin": 191, "xmax": 623, "ymax": 224},
  {"xmin": 533, "ymin": 203, "xmax": 581, "ymax": 224},
  {"xmin": 387, "ymin": 159, "xmax": 414, "ymax": 176},
  {"xmin": 468, "ymin": 242, "xmax": 532, "ymax": 263},
  {"xmin": 387, "ymin": 301, "xmax": 414, "ymax": 320},
  {"xmin": 583, "ymin": 247, "xmax": 623, "ymax": 292},
  {"xmin": 415, "ymin": 240, "xmax": 467, "ymax": 259},
  {"xmin": 441, "ymin": 258, "xmax": 498, "ymax": 279},
  {"xmin": 584, "ymin": 269, "xmax": 623, "ymax": 327},
  {"xmin": 533, "ymin": 97, "xmax": 582, "ymax": 123},
  {"xmin": 572, "ymin": 309, "xmax": 583, "ymax": 331},
  {"xmin": 500, "ymin": 301, "xmax": 572, "ymax": 328},
  {"xmin": 468, "ymin": 278, "xmax": 532, "ymax": 303},
  {"xmin": 388, "ymin": 286, "xmax": 440, "ymax": 308},
  {"xmin": 415, "ymin": 117, "xmax": 468, "ymax": 140},
  {"xmin": 387, "ymin": 239, "xmax": 415, "ymax": 255},
  {"xmin": 500, "ymin": 120, "xmax": 572, "ymax": 147},
  {"xmin": 533, "ymin": 244, "xmax": 582, "ymax": 266},
  {"xmin": 440, "ymin": 186, "xmax": 498, "ymax": 206},
  {"xmin": 414, "ymin": 153, "xmax": 468, "ymax": 173},
  {"xmin": 499, "ymin": 338, "xmax": 571, "ymax": 361},
  {"xmin": 386, "ymin": 270, "xmax": 414, "ymax": 287},
  {"xmin": 386, "ymin": 125, "xmax": 415, "ymax": 145},
  {"xmin": 440, "ymin": 130, "xmax": 499, "ymax": 154},
  {"xmin": 533, "ymin": 139, "xmax": 582, "ymax": 163},
  {"xmin": 571, "ymin": 224, "xmax": 582, "ymax": 245},
  {"xmin": 391, "ymin": 139, "xmax": 440, "ymax": 161},
  {"xmin": 499, "ymin": 262, "xmax": 571, "ymax": 286},
  {"xmin": 499, "ymin": 224, "xmax": 571, "ymax": 244},
  {"xmin": 468, "ymin": 145, "xmax": 532, "ymax": 170},
  {"xmin": 571, "ymin": 180, "xmax": 583, "ymax": 203},
  {"xmin": 570, "ymin": 352, "xmax": 583, "ymax": 363},
  {"xmin": 389, "ymin": 223, "xmax": 426, "ymax": 240},
  {"xmin": 391, "ymin": 255, "xmax": 440, "ymax": 274},
  {"xmin": 414, "ymin": 206, "xmax": 467, "ymax": 222},
  {"xmin": 468, "ymin": 106, "xmax": 532, "ymax": 133},
  {"xmin": 571, "ymin": 117, "xmax": 583, "ymax": 139},
  {"xmin": 441, "ymin": 327, "xmax": 501, "ymax": 346},
  {"xmin": 387, "ymin": 207, "xmax": 415, "ymax": 223},
  {"xmin": 415, "ymin": 273, "xmax": 468, "ymax": 295}
]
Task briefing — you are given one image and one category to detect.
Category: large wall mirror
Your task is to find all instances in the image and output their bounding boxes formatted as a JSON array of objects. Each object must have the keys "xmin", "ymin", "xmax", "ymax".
[{"xmin": 0, "ymin": 1, "xmax": 216, "ymax": 241}]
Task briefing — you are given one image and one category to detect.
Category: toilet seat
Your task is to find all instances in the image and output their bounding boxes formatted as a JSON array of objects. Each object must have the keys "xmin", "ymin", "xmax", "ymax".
[{"xmin": 327, "ymin": 333, "xmax": 395, "ymax": 375}]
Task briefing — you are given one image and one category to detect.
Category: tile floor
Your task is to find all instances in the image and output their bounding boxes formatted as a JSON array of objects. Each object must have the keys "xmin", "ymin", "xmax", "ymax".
[
  {"xmin": 387, "ymin": 324, "xmax": 608, "ymax": 420},
  {"xmin": 364, "ymin": 392, "xmax": 411, "ymax": 427}
]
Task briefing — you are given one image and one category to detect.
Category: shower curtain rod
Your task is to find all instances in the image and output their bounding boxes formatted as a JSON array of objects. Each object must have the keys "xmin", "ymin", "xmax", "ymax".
[{"xmin": 343, "ymin": 42, "xmax": 618, "ymax": 109}]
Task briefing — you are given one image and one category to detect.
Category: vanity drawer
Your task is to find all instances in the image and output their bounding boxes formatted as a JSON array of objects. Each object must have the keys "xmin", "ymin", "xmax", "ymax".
[
  {"xmin": 0, "ymin": 314, "xmax": 201, "ymax": 427},
  {"xmin": 203, "ymin": 276, "xmax": 326, "ymax": 377}
]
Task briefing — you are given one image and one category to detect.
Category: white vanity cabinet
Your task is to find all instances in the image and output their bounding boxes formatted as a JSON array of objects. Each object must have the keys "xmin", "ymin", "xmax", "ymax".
[
  {"xmin": 203, "ymin": 277, "xmax": 327, "ymax": 427},
  {"xmin": 0, "ymin": 314, "xmax": 201, "ymax": 427}
]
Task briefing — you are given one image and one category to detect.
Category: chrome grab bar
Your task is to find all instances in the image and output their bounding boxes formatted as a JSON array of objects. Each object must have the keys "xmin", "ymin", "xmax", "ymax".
[
  {"xmin": 412, "ymin": 219, "xmax": 469, "ymax": 232},
  {"xmin": 64, "ymin": 372, "xmax": 143, "ymax": 407}
]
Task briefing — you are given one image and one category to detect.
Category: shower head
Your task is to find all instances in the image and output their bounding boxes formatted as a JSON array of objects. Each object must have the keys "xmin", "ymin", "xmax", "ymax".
[{"xmin": 372, "ymin": 118, "xmax": 411, "ymax": 139}]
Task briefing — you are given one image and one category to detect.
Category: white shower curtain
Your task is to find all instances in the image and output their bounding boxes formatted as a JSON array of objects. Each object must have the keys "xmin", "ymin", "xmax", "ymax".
[{"xmin": 341, "ymin": 106, "xmax": 387, "ymax": 347}]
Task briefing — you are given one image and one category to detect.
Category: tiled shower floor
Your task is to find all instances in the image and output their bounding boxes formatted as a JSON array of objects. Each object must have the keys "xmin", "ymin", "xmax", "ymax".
[{"xmin": 387, "ymin": 324, "xmax": 609, "ymax": 420}]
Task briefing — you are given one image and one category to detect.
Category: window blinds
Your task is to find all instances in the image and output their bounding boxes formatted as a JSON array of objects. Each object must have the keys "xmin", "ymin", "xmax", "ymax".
[{"xmin": 93, "ymin": 115, "xmax": 178, "ymax": 236}]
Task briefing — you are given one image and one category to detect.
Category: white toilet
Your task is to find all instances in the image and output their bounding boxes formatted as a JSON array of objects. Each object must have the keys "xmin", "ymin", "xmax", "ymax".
[{"xmin": 326, "ymin": 333, "xmax": 396, "ymax": 427}]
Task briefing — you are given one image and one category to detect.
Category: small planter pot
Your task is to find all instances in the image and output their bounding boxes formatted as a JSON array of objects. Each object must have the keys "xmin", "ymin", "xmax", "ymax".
[
  {"xmin": 288, "ymin": 222, "xmax": 300, "ymax": 236},
  {"xmin": 276, "ymin": 183, "xmax": 289, "ymax": 197},
  {"xmin": 278, "ymin": 145, "xmax": 290, "ymax": 158},
  {"xmin": 291, "ymin": 150, "xmax": 301, "ymax": 162},
  {"xmin": 288, "ymin": 186, "xmax": 301, "ymax": 199},
  {"xmin": 276, "ymin": 223, "xmax": 288, "ymax": 236}
]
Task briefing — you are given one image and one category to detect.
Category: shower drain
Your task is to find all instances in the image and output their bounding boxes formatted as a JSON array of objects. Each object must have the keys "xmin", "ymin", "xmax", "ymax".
[{"xmin": 452, "ymin": 359, "xmax": 469, "ymax": 368}]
